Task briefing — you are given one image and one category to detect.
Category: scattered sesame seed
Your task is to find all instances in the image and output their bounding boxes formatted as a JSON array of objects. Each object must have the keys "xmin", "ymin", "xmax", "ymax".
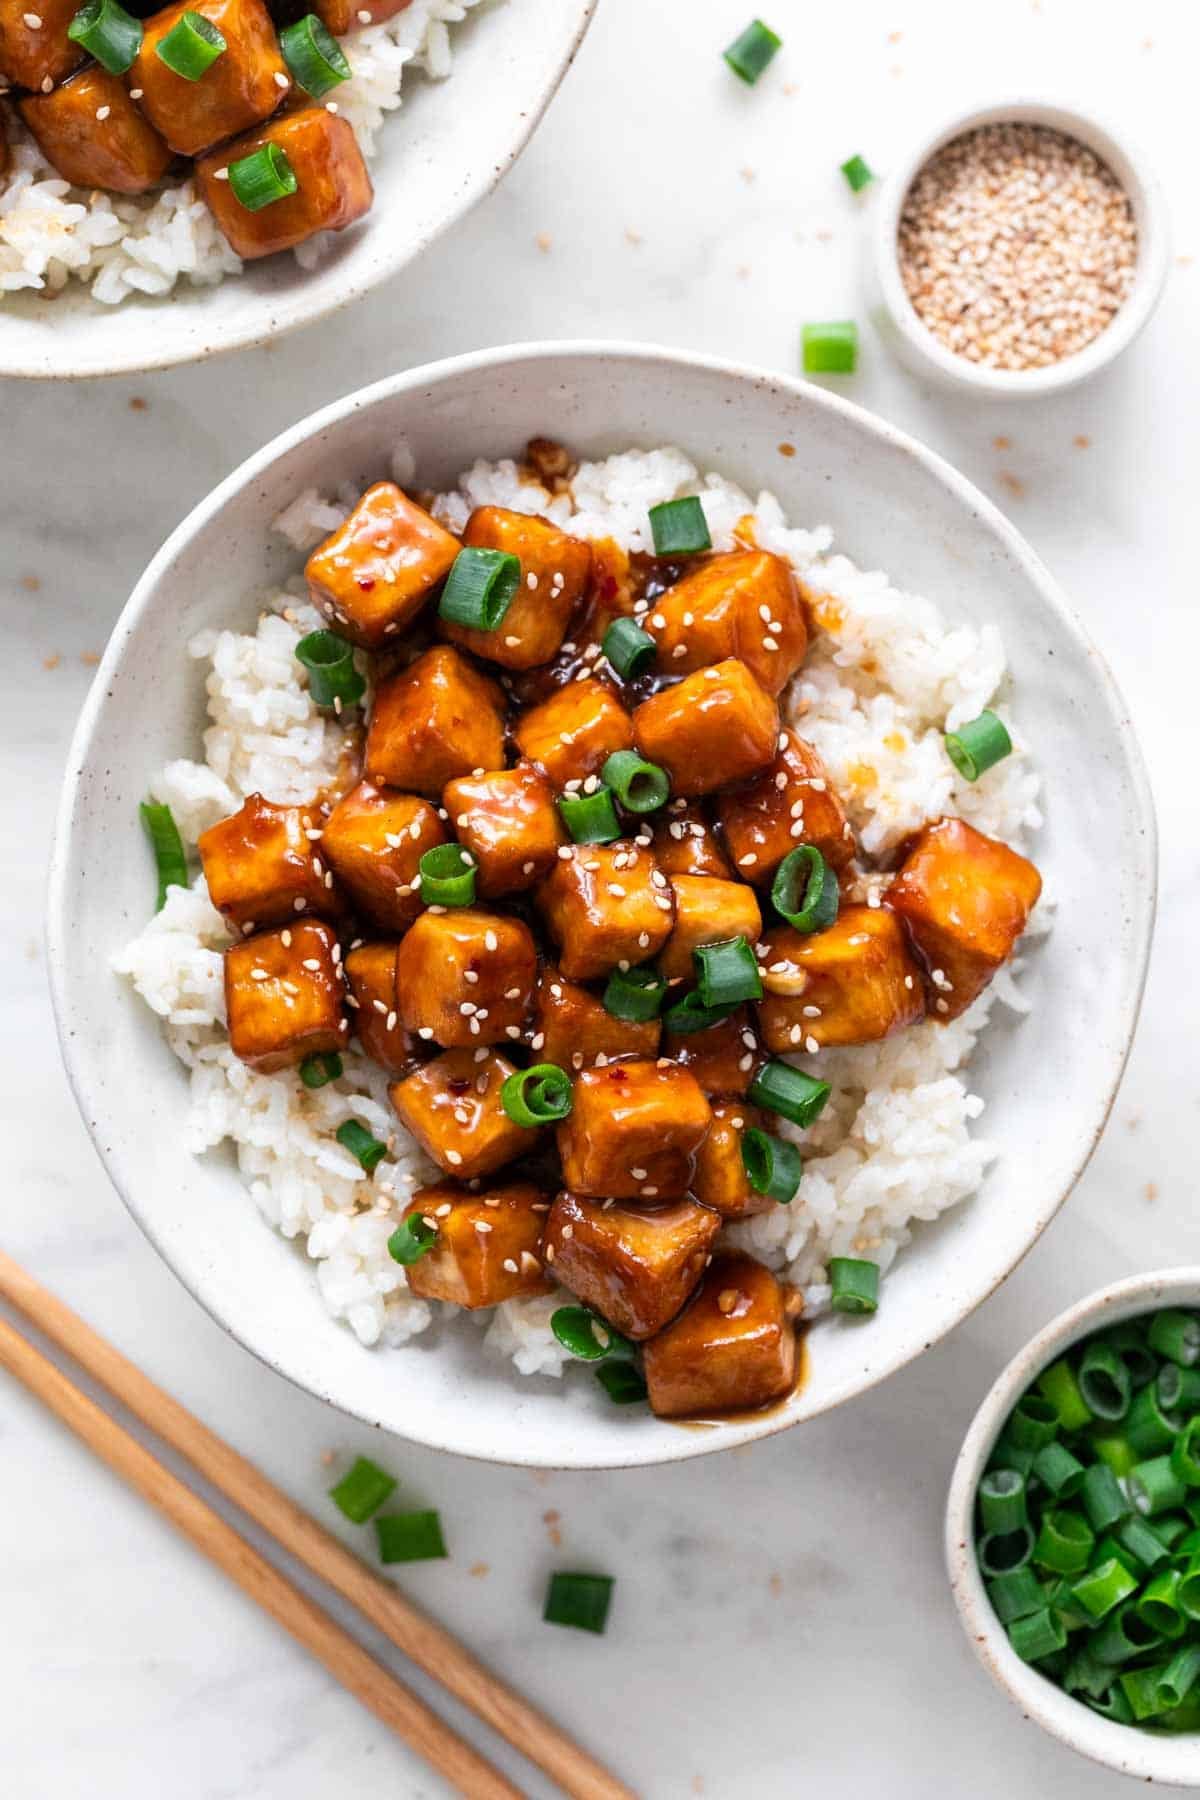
[
  {"xmin": 95, "ymin": 104, "xmax": 110, "ymax": 120},
  {"xmin": 273, "ymin": 70, "xmax": 288, "ymax": 87}
]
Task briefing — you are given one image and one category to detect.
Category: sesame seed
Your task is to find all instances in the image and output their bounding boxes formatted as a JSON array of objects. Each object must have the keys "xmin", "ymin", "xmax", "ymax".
[
  {"xmin": 464, "ymin": 969, "xmax": 479, "ymax": 984},
  {"xmin": 250, "ymin": 968, "xmax": 268, "ymax": 982},
  {"xmin": 672, "ymin": 645, "xmax": 687, "ymax": 659},
  {"xmin": 738, "ymin": 853, "xmax": 757, "ymax": 867},
  {"xmin": 545, "ymin": 1243, "xmax": 555, "ymax": 1262},
  {"xmin": 129, "ymin": 87, "xmax": 142, "ymax": 97},
  {"xmin": 418, "ymin": 1027, "xmax": 434, "ymax": 1039},
  {"xmin": 447, "ymin": 1150, "xmax": 463, "ymax": 1165},
  {"xmin": 503, "ymin": 1258, "xmax": 519, "ymax": 1274},
  {"xmin": 372, "ymin": 998, "xmax": 388, "ymax": 1014},
  {"xmin": 642, "ymin": 1186, "xmax": 658, "ymax": 1198},
  {"xmin": 273, "ymin": 70, "xmax": 288, "ymax": 87},
  {"xmin": 386, "ymin": 1011, "xmax": 397, "ymax": 1031},
  {"xmin": 23, "ymin": 12, "xmax": 42, "ymax": 26},
  {"xmin": 805, "ymin": 1035, "xmax": 820, "ymax": 1054},
  {"xmin": 717, "ymin": 1289, "xmax": 738, "ymax": 1315},
  {"xmin": 762, "ymin": 636, "xmax": 778, "ymax": 652},
  {"xmin": 630, "ymin": 1167, "xmax": 647, "ymax": 1179},
  {"xmin": 739, "ymin": 1053, "xmax": 754, "ymax": 1071},
  {"xmin": 303, "ymin": 958, "xmax": 321, "ymax": 971},
  {"xmin": 281, "ymin": 929, "xmax": 292, "ymax": 946},
  {"xmin": 474, "ymin": 1218, "xmax": 492, "ymax": 1232},
  {"xmin": 561, "ymin": 1223, "xmax": 573, "ymax": 1239},
  {"xmin": 95, "ymin": 104, "xmax": 110, "ymax": 120}
]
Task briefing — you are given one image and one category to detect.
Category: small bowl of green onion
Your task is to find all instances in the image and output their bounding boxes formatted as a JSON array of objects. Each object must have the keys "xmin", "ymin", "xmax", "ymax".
[{"xmin": 947, "ymin": 1270, "xmax": 1200, "ymax": 1784}]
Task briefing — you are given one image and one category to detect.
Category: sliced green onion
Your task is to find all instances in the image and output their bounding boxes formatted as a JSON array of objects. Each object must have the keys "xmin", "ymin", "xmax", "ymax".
[
  {"xmin": 329, "ymin": 1455, "xmax": 395, "ymax": 1523},
  {"xmin": 1033, "ymin": 1509, "xmax": 1094, "ymax": 1575},
  {"xmin": 1008, "ymin": 1606, "xmax": 1066, "ymax": 1664},
  {"xmin": 1105, "ymin": 1321, "xmax": 1158, "ymax": 1391},
  {"xmin": 594, "ymin": 1361, "xmax": 648, "ymax": 1405},
  {"xmin": 139, "ymin": 800, "xmax": 187, "ymax": 911},
  {"xmin": 500, "ymin": 1063, "xmax": 572, "ymax": 1128},
  {"xmin": 544, "ymin": 1571, "xmax": 614, "ymax": 1633},
  {"xmin": 770, "ymin": 845, "xmax": 838, "ymax": 935},
  {"xmin": 1157, "ymin": 1644, "xmax": 1200, "ymax": 1712},
  {"xmin": 839, "ymin": 153, "xmax": 875, "ymax": 193},
  {"xmin": 375, "ymin": 1510, "xmax": 446, "ymax": 1564},
  {"xmin": 1152, "ymin": 1513, "xmax": 1190, "ymax": 1548},
  {"xmin": 1087, "ymin": 1682, "xmax": 1135, "ymax": 1723},
  {"xmin": 416, "ymin": 842, "xmax": 475, "ymax": 907},
  {"xmin": 1120, "ymin": 1662, "xmax": 1173, "ymax": 1722},
  {"xmin": 387, "ymin": 1213, "xmax": 437, "ymax": 1267},
  {"xmin": 1126, "ymin": 1379, "xmax": 1181, "ymax": 1456},
  {"xmin": 1032, "ymin": 1441, "xmax": 1085, "ymax": 1501},
  {"xmin": 978, "ymin": 1526, "xmax": 1035, "ymax": 1577},
  {"xmin": 979, "ymin": 1468, "xmax": 1027, "ymax": 1535},
  {"xmin": 660, "ymin": 987, "xmax": 737, "ymax": 1035},
  {"xmin": 1115, "ymin": 1515, "xmax": 1173, "ymax": 1575},
  {"xmin": 438, "ymin": 546, "xmax": 521, "ymax": 632},
  {"xmin": 1131, "ymin": 1454, "xmax": 1189, "ymax": 1517},
  {"xmin": 1070, "ymin": 1557, "xmax": 1138, "ymax": 1622},
  {"xmin": 1008, "ymin": 1394, "xmax": 1059, "ymax": 1452},
  {"xmin": 601, "ymin": 750, "xmax": 670, "ymax": 815},
  {"xmin": 1091, "ymin": 1433, "xmax": 1137, "ymax": 1480},
  {"xmin": 988, "ymin": 1434, "xmax": 1036, "ymax": 1481},
  {"xmin": 557, "ymin": 789, "xmax": 620, "ymax": 845},
  {"xmin": 694, "ymin": 935, "xmax": 762, "ymax": 1008},
  {"xmin": 1149, "ymin": 1309, "xmax": 1200, "ymax": 1367},
  {"xmin": 1091, "ymin": 1602, "xmax": 1164, "ymax": 1667},
  {"xmin": 722, "ymin": 17, "xmax": 781, "ymax": 84},
  {"xmin": 1078, "ymin": 1340, "xmax": 1132, "ymax": 1421},
  {"xmin": 1171, "ymin": 1416, "xmax": 1200, "ymax": 1488},
  {"xmin": 279, "ymin": 12, "xmax": 349, "ymax": 98},
  {"xmin": 987, "ymin": 1566, "xmax": 1044, "ymax": 1625},
  {"xmin": 944, "ymin": 710, "xmax": 1012, "ymax": 782},
  {"xmin": 603, "ymin": 965, "xmax": 666, "ymax": 1022},
  {"xmin": 647, "ymin": 496, "xmax": 711, "ymax": 556},
  {"xmin": 740, "ymin": 1128, "xmax": 802, "ymax": 1204},
  {"xmin": 155, "ymin": 9, "xmax": 226, "ymax": 78},
  {"xmin": 829, "ymin": 1256, "xmax": 878, "ymax": 1316},
  {"xmin": 802, "ymin": 320, "xmax": 858, "ymax": 375},
  {"xmin": 1137, "ymin": 1569, "xmax": 1188, "ymax": 1641},
  {"xmin": 229, "ymin": 141, "xmax": 298, "ymax": 213},
  {"xmin": 337, "ymin": 1119, "xmax": 387, "ymax": 1174},
  {"xmin": 1036, "ymin": 1358, "xmax": 1093, "ymax": 1432},
  {"xmin": 550, "ymin": 1305, "xmax": 633, "ymax": 1362},
  {"xmin": 1065, "ymin": 1648, "xmax": 1116, "ymax": 1699},
  {"xmin": 601, "ymin": 616, "xmax": 656, "ymax": 681},
  {"xmin": 1159, "ymin": 1363, "xmax": 1200, "ymax": 1412},
  {"xmin": 300, "ymin": 1051, "xmax": 343, "ymax": 1089},
  {"xmin": 748, "ymin": 1059, "xmax": 830, "ymax": 1129},
  {"xmin": 1178, "ymin": 1558, "xmax": 1200, "ymax": 1621},
  {"xmin": 1080, "ymin": 1462, "xmax": 1129, "ymax": 1533},
  {"xmin": 295, "ymin": 629, "xmax": 365, "ymax": 708},
  {"xmin": 1091, "ymin": 1533, "xmax": 1140, "ymax": 1581},
  {"xmin": 67, "ymin": 0, "xmax": 141, "ymax": 72}
]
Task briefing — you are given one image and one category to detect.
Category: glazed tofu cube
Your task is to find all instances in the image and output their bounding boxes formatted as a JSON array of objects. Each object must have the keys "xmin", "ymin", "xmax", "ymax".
[
  {"xmin": 198, "ymin": 793, "xmax": 342, "ymax": 932},
  {"xmin": 344, "ymin": 942, "xmax": 422, "ymax": 1078},
  {"xmin": 644, "ymin": 551, "xmax": 807, "ymax": 696},
  {"xmin": 556, "ymin": 1060, "xmax": 712, "ymax": 1200},
  {"xmin": 651, "ymin": 802, "xmax": 732, "ymax": 879},
  {"xmin": 314, "ymin": 0, "xmax": 411, "ymax": 34},
  {"xmin": 657, "ymin": 874, "xmax": 762, "ymax": 982},
  {"xmin": 132, "ymin": 0, "xmax": 288, "ymax": 157},
  {"xmin": 536, "ymin": 842, "xmax": 674, "ymax": 981},
  {"xmin": 320, "ymin": 783, "xmax": 445, "ymax": 931},
  {"xmin": 401, "ymin": 1182, "xmax": 552, "ymax": 1309},
  {"xmin": 886, "ymin": 817, "xmax": 1043, "ymax": 1020},
  {"xmin": 389, "ymin": 1048, "xmax": 536, "ymax": 1180},
  {"xmin": 690, "ymin": 1101, "xmax": 774, "ymax": 1218},
  {"xmin": 633, "ymin": 659, "xmax": 779, "ymax": 797},
  {"xmin": 644, "ymin": 1252, "xmax": 799, "ymax": 1419},
  {"xmin": 663, "ymin": 1005, "xmax": 759, "ymax": 1097},
  {"xmin": 543, "ymin": 1192, "xmax": 720, "ymax": 1340},
  {"xmin": 304, "ymin": 483, "xmax": 460, "ymax": 651},
  {"xmin": 443, "ymin": 763, "xmax": 564, "ymax": 897},
  {"xmin": 19, "ymin": 68, "xmax": 170, "ymax": 194},
  {"xmin": 394, "ymin": 908, "xmax": 535, "ymax": 1048},
  {"xmin": 198, "ymin": 107, "xmax": 372, "ymax": 260},
  {"xmin": 365, "ymin": 647, "xmax": 506, "ymax": 795},
  {"xmin": 439, "ymin": 507, "xmax": 592, "ymax": 670},
  {"xmin": 512, "ymin": 677, "xmax": 633, "ymax": 789},
  {"xmin": 533, "ymin": 966, "xmax": 661, "ymax": 1071},
  {"xmin": 757, "ymin": 906, "xmax": 926, "ymax": 1050},
  {"xmin": 0, "ymin": 0, "xmax": 82, "ymax": 92},
  {"xmin": 717, "ymin": 729, "xmax": 856, "ymax": 882},
  {"xmin": 225, "ymin": 921, "xmax": 348, "ymax": 1072}
]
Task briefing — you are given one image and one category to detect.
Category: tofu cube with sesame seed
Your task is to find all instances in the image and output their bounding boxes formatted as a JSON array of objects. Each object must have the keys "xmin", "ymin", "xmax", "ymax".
[
  {"xmin": 0, "ymin": 0, "xmax": 82, "ymax": 94},
  {"xmin": 442, "ymin": 763, "xmax": 565, "ymax": 898},
  {"xmin": 400, "ymin": 1183, "xmax": 553, "ymax": 1309},
  {"xmin": 716, "ymin": 728, "xmax": 856, "ymax": 883},
  {"xmin": 304, "ymin": 483, "xmax": 461, "ymax": 650},
  {"xmin": 535, "ymin": 842, "xmax": 674, "ymax": 981},
  {"xmin": 389, "ymin": 1048, "xmax": 536, "ymax": 1181},
  {"xmin": 512, "ymin": 677, "xmax": 633, "ymax": 789},
  {"xmin": 662, "ymin": 1004, "xmax": 759, "ymax": 1098},
  {"xmin": 198, "ymin": 793, "xmax": 344, "ymax": 933},
  {"xmin": 320, "ymin": 782, "xmax": 445, "ymax": 932},
  {"xmin": 364, "ymin": 647, "xmax": 506, "ymax": 796},
  {"xmin": 633, "ymin": 659, "xmax": 778, "ymax": 797},
  {"xmin": 650, "ymin": 803, "xmax": 732, "ymax": 879},
  {"xmin": 199, "ymin": 109, "xmax": 372, "ymax": 262},
  {"xmin": 19, "ymin": 67, "xmax": 171, "ymax": 193},
  {"xmin": 757, "ymin": 906, "xmax": 925, "ymax": 1050},
  {"xmin": 544, "ymin": 1192, "xmax": 720, "ymax": 1340},
  {"xmin": 394, "ymin": 908, "xmax": 535, "ymax": 1048},
  {"xmin": 657, "ymin": 873, "xmax": 762, "ymax": 982},
  {"xmin": 644, "ymin": 551, "xmax": 807, "ymax": 696},
  {"xmin": 644, "ymin": 1251, "xmax": 800, "ymax": 1418},
  {"xmin": 556, "ymin": 1060, "xmax": 711, "ymax": 1200},
  {"xmin": 438, "ymin": 507, "xmax": 592, "ymax": 669},
  {"xmin": 885, "ymin": 817, "xmax": 1043, "ymax": 1021},
  {"xmin": 343, "ymin": 942, "xmax": 423, "ymax": 1078},
  {"xmin": 225, "ymin": 921, "xmax": 348, "ymax": 1072},
  {"xmin": 534, "ymin": 965, "xmax": 661, "ymax": 1071},
  {"xmin": 130, "ymin": 0, "xmax": 287, "ymax": 158},
  {"xmin": 689, "ymin": 1101, "xmax": 775, "ymax": 1218}
]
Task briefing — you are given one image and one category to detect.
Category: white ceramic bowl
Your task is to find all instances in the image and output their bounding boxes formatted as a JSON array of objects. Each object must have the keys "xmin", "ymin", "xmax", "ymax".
[
  {"xmin": 48, "ymin": 341, "xmax": 1157, "ymax": 1468},
  {"xmin": 0, "ymin": 0, "xmax": 594, "ymax": 381},
  {"xmin": 870, "ymin": 98, "xmax": 1169, "ymax": 398},
  {"xmin": 946, "ymin": 1271, "xmax": 1200, "ymax": 1784}
]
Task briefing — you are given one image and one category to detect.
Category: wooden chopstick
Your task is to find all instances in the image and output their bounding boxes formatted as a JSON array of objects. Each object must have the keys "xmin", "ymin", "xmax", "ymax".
[{"xmin": 0, "ymin": 1252, "xmax": 634, "ymax": 1800}]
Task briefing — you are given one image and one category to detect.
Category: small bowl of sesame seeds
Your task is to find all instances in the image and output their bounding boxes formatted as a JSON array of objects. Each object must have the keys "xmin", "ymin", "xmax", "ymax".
[{"xmin": 872, "ymin": 100, "xmax": 1169, "ymax": 397}]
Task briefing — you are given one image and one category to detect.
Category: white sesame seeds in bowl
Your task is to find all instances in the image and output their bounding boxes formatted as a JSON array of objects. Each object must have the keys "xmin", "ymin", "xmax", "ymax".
[{"xmin": 870, "ymin": 100, "xmax": 1169, "ymax": 399}]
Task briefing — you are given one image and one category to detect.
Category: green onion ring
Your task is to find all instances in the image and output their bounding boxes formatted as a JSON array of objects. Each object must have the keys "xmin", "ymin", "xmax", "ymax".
[
  {"xmin": 387, "ymin": 1213, "xmax": 437, "ymax": 1266},
  {"xmin": 828, "ymin": 1256, "xmax": 879, "ymax": 1315},
  {"xmin": 601, "ymin": 749, "xmax": 670, "ymax": 814},
  {"xmin": 839, "ymin": 153, "xmax": 874, "ymax": 193},
  {"xmin": 550, "ymin": 1305, "xmax": 635, "ymax": 1362},
  {"xmin": 801, "ymin": 320, "xmax": 858, "ymax": 375},
  {"xmin": 139, "ymin": 800, "xmax": 188, "ymax": 911},
  {"xmin": 279, "ymin": 11, "xmax": 350, "ymax": 97},
  {"xmin": 438, "ymin": 546, "xmax": 521, "ymax": 631},
  {"xmin": 594, "ymin": 1361, "xmax": 647, "ymax": 1404},
  {"xmin": 722, "ymin": 17, "xmax": 782, "ymax": 84},
  {"xmin": 336, "ymin": 1120, "xmax": 388, "ymax": 1174},
  {"xmin": 501, "ymin": 1063, "xmax": 573, "ymax": 1127},
  {"xmin": 944, "ymin": 709, "xmax": 1013, "ymax": 782},
  {"xmin": 661, "ymin": 986, "xmax": 737, "ymax": 1035},
  {"xmin": 601, "ymin": 616, "xmax": 656, "ymax": 680},
  {"xmin": 67, "ymin": 0, "xmax": 142, "ymax": 72},
  {"xmin": 557, "ymin": 788, "xmax": 620, "ymax": 844},
  {"xmin": 416, "ymin": 842, "xmax": 476, "ymax": 908},
  {"xmin": 740, "ymin": 1128, "xmax": 802, "ymax": 1204},
  {"xmin": 154, "ymin": 9, "xmax": 226, "ymax": 78},
  {"xmin": 375, "ymin": 1510, "xmax": 446, "ymax": 1564},
  {"xmin": 294, "ymin": 629, "xmax": 365, "ymax": 707},
  {"xmin": 648, "ymin": 495, "xmax": 711, "ymax": 556},
  {"xmin": 694, "ymin": 935, "xmax": 762, "ymax": 1008},
  {"xmin": 602, "ymin": 964, "xmax": 667, "ymax": 1022},
  {"xmin": 328, "ymin": 1455, "xmax": 395, "ymax": 1522},
  {"xmin": 300, "ymin": 1051, "xmax": 343, "ymax": 1089},
  {"xmin": 747, "ymin": 1058, "xmax": 830, "ymax": 1128},
  {"xmin": 229, "ymin": 142, "xmax": 298, "ymax": 213},
  {"xmin": 544, "ymin": 1570, "xmax": 616, "ymax": 1631},
  {"xmin": 770, "ymin": 845, "xmax": 838, "ymax": 934}
]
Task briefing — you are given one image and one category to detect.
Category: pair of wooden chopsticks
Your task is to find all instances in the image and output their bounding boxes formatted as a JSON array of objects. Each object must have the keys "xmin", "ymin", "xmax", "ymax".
[{"xmin": 0, "ymin": 1250, "xmax": 634, "ymax": 1800}]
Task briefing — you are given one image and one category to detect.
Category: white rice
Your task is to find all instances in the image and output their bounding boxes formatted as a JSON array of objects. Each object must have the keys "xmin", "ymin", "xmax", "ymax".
[
  {"xmin": 115, "ymin": 445, "xmax": 1045, "ymax": 1379},
  {"xmin": 0, "ymin": 0, "xmax": 485, "ymax": 304}
]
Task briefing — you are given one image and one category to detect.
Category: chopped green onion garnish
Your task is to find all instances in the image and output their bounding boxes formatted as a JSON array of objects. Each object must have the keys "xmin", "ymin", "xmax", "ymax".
[
  {"xmin": 1149, "ymin": 1309, "xmax": 1200, "ymax": 1367},
  {"xmin": 375, "ymin": 1510, "xmax": 447, "ymax": 1564},
  {"xmin": 594, "ymin": 1361, "xmax": 648, "ymax": 1404},
  {"xmin": 977, "ymin": 1526, "xmax": 1035, "ymax": 1577},
  {"xmin": 438, "ymin": 546, "xmax": 521, "ymax": 631},
  {"xmin": 694, "ymin": 935, "xmax": 762, "ymax": 1008},
  {"xmin": 139, "ymin": 800, "xmax": 188, "ymax": 911},
  {"xmin": 1033, "ymin": 1508, "xmax": 1094, "ymax": 1575},
  {"xmin": 279, "ymin": 12, "xmax": 350, "ymax": 97},
  {"xmin": 601, "ymin": 616, "xmax": 656, "ymax": 681},
  {"xmin": 544, "ymin": 1571, "xmax": 614, "ymax": 1633},
  {"xmin": 67, "ymin": 0, "xmax": 141, "ymax": 71},
  {"xmin": 416, "ymin": 841, "xmax": 476, "ymax": 907},
  {"xmin": 1116, "ymin": 1515, "xmax": 1173, "ymax": 1575},
  {"xmin": 155, "ymin": 9, "xmax": 226, "ymax": 78},
  {"xmin": 770, "ymin": 845, "xmax": 838, "ymax": 934},
  {"xmin": 944, "ymin": 709, "xmax": 1012, "ymax": 782},
  {"xmin": 336, "ymin": 1119, "xmax": 387, "ymax": 1174},
  {"xmin": 1159, "ymin": 1363, "xmax": 1200, "ymax": 1412},
  {"xmin": 551, "ymin": 1305, "xmax": 633, "ymax": 1362},
  {"xmin": 661, "ymin": 987, "xmax": 737, "ymax": 1035},
  {"xmin": 1090, "ymin": 1602, "xmax": 1162, "ymax": 1667},
  {"xmin": 603, "ymin": 965, "xmax": 667, "ymax": 1022},
  {"xmin": 300, "ymin": 1051, "xmax": 343, "ymax": 1089},
  {"xmin": 602, "ymin": 749, "xmax": 670, "ymax": 814},
  {"xmin": 1079, "ymin": 1462, "xmax": 1129, "ymax": 1533},
  {"xmin": 979, "ymin": 1468, "xmax": 1028, "ymax": 1536},
  {"xmin": 740, "ymin": 1127, "xmax": 802, "ymax": 1204},
  {"xmin": 722, "ymin": 17, "xmax": 781, "ymax": 84},
  {"xmin": 295, "ymin": 629, "xmax": 365, "ymax": 708},
  {"xmin": 987, "ymin": 1566, "xmax": 1044, "ymax": 1625},
  {"xmin": 1008, "ymin": 1393, "xmax": 1059, "ymax": 1451},
  {"xmin": 801, "ymin": 321, "xmax": 858, "ymax": 375},
  {"xmin": 329, "ymin": 1455, "xmax": 395, "ymax": 1522},
  {"xmin": 828, "ymin": 1256, "xmax": 878, "ymax": 1316},
  {"xmin": 1131, "ymin": 1455, "xmax": 1189, "ymax": 1518},
  {"xmin": 557, "ymin": 789, "xmax": 620, "ymax": 845},
  {"xmin": 229, "ymin": 141, "xmax": 298, "ymax": 213},
  {"xmin": 1121, "ymin": 1662, "xmax": 1173, "ymax": 1721},
  {"xmin": 1078, "ymin": 1339, "xmax": 1132, "ymax": 1422},
  {"xmin": 387, "ymin": 1213, "xmax": 437, "ymax": 1266},
  {"xmin": 1036, "ymin": 1358, "xmax": 1093, "ymax": 1432},
  {"xmin": 648, "ymin": 495, "xmax": 711, "ymax": 556},
  {"xmin": 748, "ymin": 1058, "xmax": 830, "ymax": 1128},
  {"xmin": 1008, "ymin": 1606, "xmax": 1066, "ymax": 1664},
  {"xmin": 1136, "ymin": 1569, "xmax": 1188, "ymax": 1641},
  {"xmin": 839, "ymin": 153, "xmax": 875, "ymax": 193},
  {"xmin": 500, "ymin": 1063, "xmax": 573, "ymax": 1128},
  {"xmin": 1172, "ymin": 1417, "xmax": 1200, "ymax": 1489},
  {"xmin": 1033, "ymin": 1441, "xmax": 1085, "ymax": 1501},
  {"xmin": 1105, "ymin": 1321, "xmax": 1158, "ymax": 1391},
  {"xmin": 1157, "ymin": 1644, "xmax": 1200, "ymax": 1712},
  {"xmin": 1071, "ymin": 1557, "xmax": 1138, "ymax": 1622}
]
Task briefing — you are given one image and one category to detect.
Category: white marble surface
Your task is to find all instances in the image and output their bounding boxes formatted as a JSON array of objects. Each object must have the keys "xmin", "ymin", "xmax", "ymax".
[{"xmin": 2, "ymin": 1, "xmax": 1198, "ymax": 1794}]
